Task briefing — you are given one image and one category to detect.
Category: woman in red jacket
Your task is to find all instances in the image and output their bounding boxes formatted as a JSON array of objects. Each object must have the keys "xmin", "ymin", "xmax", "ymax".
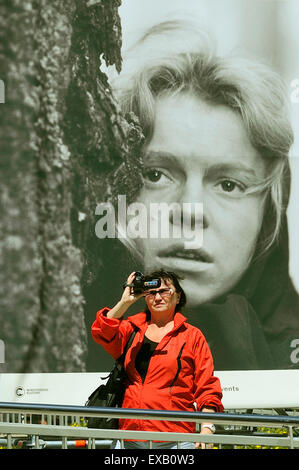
[{"xmin": 91, "ymin": 269, "xmax": 223, "ymax": 449}]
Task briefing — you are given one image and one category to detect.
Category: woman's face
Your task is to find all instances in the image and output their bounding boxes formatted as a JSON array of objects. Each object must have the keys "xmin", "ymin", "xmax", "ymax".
[
  {"xmin": 144, "ymin": 278, "xmax": 180, "ymax": 316},
  {"xmin": 134, "ymin": 92, "xmax": 266, "ymax": 306}
]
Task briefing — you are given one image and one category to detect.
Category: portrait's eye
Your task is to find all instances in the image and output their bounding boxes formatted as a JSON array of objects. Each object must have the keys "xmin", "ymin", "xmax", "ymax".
[
  {"xmin": 220, "ymin": 180, "xmax": 238, "ymax": 192},
  {"xmin": 216, "ymin": 178, "xmax": 246, "ymax": 195},
  {"xmin": 142, "ymin": 167, "xmax": 173, "ymax": 186},
  {"xmin": 143, "ymin": 169, "xmax": 163, "ymax": 182}
]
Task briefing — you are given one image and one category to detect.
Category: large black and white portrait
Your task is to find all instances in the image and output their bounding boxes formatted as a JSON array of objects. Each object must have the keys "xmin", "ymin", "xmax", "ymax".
[
  {"xmin": 1, "ymin": 0, "xmax": 299, "ymax": 380},
  {"xmin": 86, "ymin": 0, "xmax": 299, "ymax": 373}
]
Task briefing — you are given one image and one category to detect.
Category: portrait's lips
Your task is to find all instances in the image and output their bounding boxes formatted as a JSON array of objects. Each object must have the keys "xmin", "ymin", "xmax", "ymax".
[{"xmin": 156, "ymin": 244, "xmax": 213, "ymax": 272}]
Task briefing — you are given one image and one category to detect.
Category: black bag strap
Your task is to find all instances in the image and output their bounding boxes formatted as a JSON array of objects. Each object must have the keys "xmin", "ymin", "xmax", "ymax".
[
  {"xmin": 86, "ymin": 326, "xmax": 138, "ymax": 402},
  {"xmin": 117, "ymin": 325, "xmax": 138, "ymax": 366}
]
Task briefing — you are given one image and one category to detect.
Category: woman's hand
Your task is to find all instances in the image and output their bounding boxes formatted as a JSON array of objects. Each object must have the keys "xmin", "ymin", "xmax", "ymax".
[
  {"xmin": 107, "ymin": 272, "xmax": 145, "ymax": 319},
  {"xmin": 195, "ymin": 426, "xmax": 214, "ymax": 449},
  {"xmin": 195, "ymin": 406, "xmax": 216, "ymax": 449},
  {"xmin": 121, "ymin": 272, "xmax": 144, "ymax": 304}
]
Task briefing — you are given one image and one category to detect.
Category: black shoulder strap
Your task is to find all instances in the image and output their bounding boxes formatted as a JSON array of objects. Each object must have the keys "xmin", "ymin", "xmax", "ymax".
[{"xmin": 118, "ymin": 326, "xmax": 138, "ymax": 365}]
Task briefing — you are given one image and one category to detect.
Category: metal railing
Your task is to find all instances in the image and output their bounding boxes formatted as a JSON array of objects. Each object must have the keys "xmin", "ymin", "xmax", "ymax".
[{"xmin": 1, "ymin": 402, "xmax": 299, "ymax": 449}]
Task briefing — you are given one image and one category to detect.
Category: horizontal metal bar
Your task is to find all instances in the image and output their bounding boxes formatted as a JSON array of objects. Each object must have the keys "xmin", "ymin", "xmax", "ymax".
[
  {"xmin": 0, "ymin": 437, "xmax": 112, "ymax": 449},
  {"xmin": 1, "ymin": 402, "xmax": 299, "ymax": 428},
  {"xmin": 42, "ymin": 439, "xmax": 112, "ymax": 449},
  {"xmin": 0, "ymin": 422, "xmax": 298, "ymax": 448},
  {"xmin": 0, "ymin": 422, "xmax": 201, "ymax": 441}
]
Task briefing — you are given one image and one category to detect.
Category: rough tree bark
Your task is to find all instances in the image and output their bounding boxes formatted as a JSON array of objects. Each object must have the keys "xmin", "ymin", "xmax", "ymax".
[{"xmin": 0, "ymin": 0, "xmax": 142, "ymax": 373}]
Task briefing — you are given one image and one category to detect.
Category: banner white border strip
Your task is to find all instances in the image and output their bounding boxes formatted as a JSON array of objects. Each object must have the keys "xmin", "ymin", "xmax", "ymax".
[{"xmin": 1, "ymin": 371, "xmax": 299, "ymax": 409}]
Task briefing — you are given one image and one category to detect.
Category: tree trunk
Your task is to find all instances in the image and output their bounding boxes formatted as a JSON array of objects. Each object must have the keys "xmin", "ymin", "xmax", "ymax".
[{"xmin": 0, "ymin": 0, "xmax": 140, "ymax": 373}]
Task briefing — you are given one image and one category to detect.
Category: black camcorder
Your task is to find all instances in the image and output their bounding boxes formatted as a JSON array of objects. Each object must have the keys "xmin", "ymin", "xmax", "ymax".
[{"xmin": 124, "ymin": 271, "xmax": 161, "ymax": 294}]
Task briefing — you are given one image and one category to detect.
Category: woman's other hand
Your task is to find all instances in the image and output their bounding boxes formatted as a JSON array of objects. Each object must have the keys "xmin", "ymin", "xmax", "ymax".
[
  {"xmin": 195, "ymin": 406, "xmax": 216, "ymax": 449},
  {"xmin": 196, "ymin": 426, "xmax": 214, "ymax": 449},
  {"xmin": 107, "ymin": 272, "xmax": 145, "ymax": 319}
]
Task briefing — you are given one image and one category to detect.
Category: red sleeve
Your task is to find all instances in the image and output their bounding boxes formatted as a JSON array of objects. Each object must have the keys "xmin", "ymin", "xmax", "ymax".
[
  {"xmin": 91, "ymin": 307, "xmax": 134, "ymax": 360},
  {"xmin": 193, "ymin": 331, "xmax": 224, "ymax": 413}
]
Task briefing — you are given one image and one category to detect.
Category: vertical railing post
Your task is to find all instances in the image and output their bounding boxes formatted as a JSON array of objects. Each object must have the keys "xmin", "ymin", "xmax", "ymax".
[
  {"xmin": 62, "ymin": 436, "xmax": 68, "ymax": 449},
  {"xmin": 288, "ymin": 425, "xmax": 294, "ymax": 449},
  {"xmin": 7, "ymin": 434, "xmax": 12, "ymax": 449}
]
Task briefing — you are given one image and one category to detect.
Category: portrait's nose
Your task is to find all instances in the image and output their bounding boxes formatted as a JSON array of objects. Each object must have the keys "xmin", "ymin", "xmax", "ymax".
[{"xmin": 169, "ymin": 175, "xmax": 208, "ymax": 230}]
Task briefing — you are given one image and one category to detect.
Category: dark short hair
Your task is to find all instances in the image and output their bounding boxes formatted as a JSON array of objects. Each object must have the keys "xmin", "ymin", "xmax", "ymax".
[{"xmin": 145, "ymin": 269, "xmax": 187, "ymax": 312}]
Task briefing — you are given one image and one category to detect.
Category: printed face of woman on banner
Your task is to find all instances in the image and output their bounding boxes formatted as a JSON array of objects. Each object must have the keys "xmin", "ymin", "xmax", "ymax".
[
  {"xmin": 134, "ymin": 92, "xmax": 267, "ymax": 306},
  {"xmin": 103, "ymin": 19, "xmax": 299, "ymax": 370},
  {"xmin": 110, "ymin": 20, "xmax": 292, "ymax": 311}
]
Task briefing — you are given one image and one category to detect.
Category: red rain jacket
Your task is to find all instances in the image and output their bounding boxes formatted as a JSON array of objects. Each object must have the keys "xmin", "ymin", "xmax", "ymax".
[{"xmin": 91, "ymin": 308, "xmax": 224, "ymax": 434}]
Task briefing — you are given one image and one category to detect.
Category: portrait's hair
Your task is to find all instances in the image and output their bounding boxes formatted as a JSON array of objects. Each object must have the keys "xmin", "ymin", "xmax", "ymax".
[
  {"xmin": 145, "ymin": 268, "xmax": 187, "ymax": 313},
  {"xmin": 112, "ymin": 19, "xmax": 294, "ymax": 258}
]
